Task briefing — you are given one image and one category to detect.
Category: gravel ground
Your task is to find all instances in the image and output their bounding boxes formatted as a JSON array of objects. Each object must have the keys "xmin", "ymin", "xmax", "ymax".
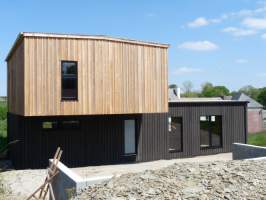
[
  {"xmin": 0, "ymin": 153, "xmax": 232, "ymax": 199},
  {"xmin": 72, "ymin": 160, "xmax": 266, "ymax": 200},
  {"xmin": 75, "ymin": 153, "xmax": 232, "ymax": 178},
  {"xmin": 0, "ymin": 169, "xmax": 47, "ymax": 200}
]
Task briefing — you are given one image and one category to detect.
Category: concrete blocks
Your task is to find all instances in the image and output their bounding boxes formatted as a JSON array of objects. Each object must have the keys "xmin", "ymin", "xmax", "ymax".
[
  {"xmin": 232, "ymin": 143, "xmax": 266, "ymax": 160},
  {"xmin": 49, "ymin": 159, "xmax": 112, "ymax": 200}
]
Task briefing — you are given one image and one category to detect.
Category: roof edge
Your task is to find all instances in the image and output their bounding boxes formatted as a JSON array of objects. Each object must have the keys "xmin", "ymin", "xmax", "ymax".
[
  {"xmin": 5, "ymin": 32, "xmax": 24, "ymax": 61},
  {"xmin": 168, "ymin": 100, "xmax": 249, "ymax": 104},
  {"xmin": 6, "ymin": 32, "xmax": 170, "ymax": 61}
]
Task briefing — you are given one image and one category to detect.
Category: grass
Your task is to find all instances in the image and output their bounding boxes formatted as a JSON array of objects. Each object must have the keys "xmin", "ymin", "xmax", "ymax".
[
  {"xmin": 0, "ymin": 102, "xmax": 7, "ymax": 152},
  {"xmin": 247, "ymin": 131, "xmax": 266, "ymax": 147}
]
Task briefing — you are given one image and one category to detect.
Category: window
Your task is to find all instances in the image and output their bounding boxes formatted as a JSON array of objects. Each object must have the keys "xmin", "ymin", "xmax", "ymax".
[
  {"xmin": 42, "ymin": 120, "xmax": 80, "ymax": 130},
  {"xmin": 200, "ymin": 115, "xmax": 222, "ymax": 149},
  {"xmin": 124, "ymin": 120, "xmax": 136, "ymax": 154},
  {"xmin": 61, "ymin": 61, "xmax": 78, "ymax": 100},
  {"xmin": 42, "ymin": 121, "xmax": 58, "ymax": 130},
  {"xmin": 61, "ymin": 121, "xmax": 80, "ymax": 130},
  {"xmin": 168, "ymin": 117, "xmax": 183, "ymax": 152}
]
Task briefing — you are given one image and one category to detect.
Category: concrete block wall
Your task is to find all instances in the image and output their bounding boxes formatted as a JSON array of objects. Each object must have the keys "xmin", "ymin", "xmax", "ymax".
[
  {"xmin": 232, "ymin": 143, "xmax": 266, "ymax": 160},
  {"xmin": 49, "ymin": 160, "xmax": 112, "ymax": 200}
]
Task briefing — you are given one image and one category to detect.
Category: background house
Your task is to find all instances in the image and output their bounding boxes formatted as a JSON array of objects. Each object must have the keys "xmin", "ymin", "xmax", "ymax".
[{"xmin": 231, "ymin": 93, "xmax": 264, "ymax": 133}]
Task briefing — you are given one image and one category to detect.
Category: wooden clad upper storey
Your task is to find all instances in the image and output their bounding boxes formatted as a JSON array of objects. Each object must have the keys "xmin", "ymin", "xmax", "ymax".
[{"xmin": 6, "ymin": 32, "xmax": 169, "ymax": 116}]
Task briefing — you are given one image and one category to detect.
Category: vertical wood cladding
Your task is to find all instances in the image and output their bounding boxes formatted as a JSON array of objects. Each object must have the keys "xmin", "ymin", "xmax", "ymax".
[
  {"xmin": 7, "ymin": 40, "xmax": 24, "ymax": 115},
  {"xmin": 8, "ymin": 102, "xmax": 247, "ymax": 169},
  {"xmin": 7, "ymin": 33, "xmax": 168, "ymax": 116},
  {"xmin": 168, "ymin": 102, "xmax": 247, "ymax": 158}
]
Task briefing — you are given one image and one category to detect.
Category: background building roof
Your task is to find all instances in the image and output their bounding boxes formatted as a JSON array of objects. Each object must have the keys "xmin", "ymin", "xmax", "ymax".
[{"xmin": 232, "ymin": 93, "xmax": 263, "ymax": 109}]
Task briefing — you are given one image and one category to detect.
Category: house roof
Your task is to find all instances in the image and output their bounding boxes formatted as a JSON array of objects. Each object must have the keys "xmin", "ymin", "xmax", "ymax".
[
  {"xmin": 6, "ymin": 32, "xmax": 170, "ymax": 61},
  {"xmin": 168, "ymin": 88, "xmax": 247, "ymax": 103},
  {"xmin": 232, "ymin": 93, "xmax": 263, "ymax": 108}
]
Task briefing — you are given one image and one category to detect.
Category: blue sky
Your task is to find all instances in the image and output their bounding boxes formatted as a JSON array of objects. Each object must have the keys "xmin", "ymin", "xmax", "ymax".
[{"xmin": 0, "ymin": 0, "xmax": 266, "ymax": 95}]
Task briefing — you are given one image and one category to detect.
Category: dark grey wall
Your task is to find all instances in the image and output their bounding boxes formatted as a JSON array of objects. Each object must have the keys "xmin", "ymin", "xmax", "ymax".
[
  {"xmin": 8, "ymin": 102, "xmax": 247, "ymax": 169},
  {"xmin": 168, "ymin": 102, "xmax": 247, "ymax": 159}
]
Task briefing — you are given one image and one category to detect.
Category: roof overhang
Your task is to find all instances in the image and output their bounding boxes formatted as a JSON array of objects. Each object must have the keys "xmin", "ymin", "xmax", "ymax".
[{"xmin": 6, "ymin": 32, "xmax": 170, "ymax": 61}]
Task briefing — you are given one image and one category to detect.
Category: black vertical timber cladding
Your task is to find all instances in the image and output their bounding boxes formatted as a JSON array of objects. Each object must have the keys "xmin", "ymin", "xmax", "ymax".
[
  {"xmin": 8, "ymin": 102, "xmax": 247, "ymax": 169},
  {"xmin": 8, "ymin": 113, "xmax": 142, "ymax": 169},
  {"xmin": 137, "ymin": 113, "xmax": 168, "ymax": 162},
  {"xmin": 168, "ymin": 102, "xmax": 247, "ymax": 158}
]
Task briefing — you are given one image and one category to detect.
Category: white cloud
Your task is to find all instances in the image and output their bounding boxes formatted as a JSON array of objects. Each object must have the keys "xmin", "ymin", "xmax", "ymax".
[
  {"xmin": 222, "ymin": 27, "xmax": 257, "ymax": 36},
  {"xmin": 235, "ymin": 59, "xmax": 248, "ymax": 64},
  {"xmin": 187, "ymin": 17, "xmax": 222, "ymax": 28},
  {"xmin": 173, "ymin": 67, "xmax": 202, "ymax": 75},
  {"xmin": 178, "ymin": 41, "xmax": 219, "ymax": 51},
  {"xmin": 187, "ymin": 17, "xmax": 209, "ymax": 28},
  {"xmin": 242, "ymin": 17, "xmax": 266, "ymax": 29},
  {"xmin": 261, "ymin": 33, "xmax": 266, "ymax": 39},
  {"xmin": 186, "ymin": 4, "xmax": 266, "ymax": 29}
]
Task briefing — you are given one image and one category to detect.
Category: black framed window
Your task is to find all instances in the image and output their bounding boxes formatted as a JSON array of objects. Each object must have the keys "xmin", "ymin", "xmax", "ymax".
[
  {"xmin": 42, "ymin": 120, "xmax": 80, "ymax": 130},
  {"xmin": 168, "ymin": 117, "xmax": 183, "ymax": 152},
  {"xmin": 42, "ymin": 121, "xmax": 58, "ymax": 130},
  {"xmin": 124, "ymin": 120, "xmax": 136, "ymax": 154},
  {"xmin": 61, "ymin": 61, "xmax": 78, "ymax": 100},
  {"xmin": 200, "ymin": 115, "xmax": 222, "ymax": 149}
]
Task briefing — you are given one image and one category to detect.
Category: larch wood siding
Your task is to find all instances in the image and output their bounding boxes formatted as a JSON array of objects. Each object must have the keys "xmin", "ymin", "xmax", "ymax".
[
  {"xmin": 7, "ymin": 40, "xmax": 24, "ymax": 115},
  {"xmin": 7, "ymin": 33, "xmax": 168, "ymax": 116}
]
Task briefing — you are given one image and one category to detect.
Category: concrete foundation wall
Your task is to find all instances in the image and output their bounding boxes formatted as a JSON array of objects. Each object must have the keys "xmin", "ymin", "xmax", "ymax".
[
  {"xmin": 232, "ymin": 143, "xmax": 266, "ymax": 160},
  {"xmin": 50, "ymin": 160, "xmax": 112, "ymax": 200}
]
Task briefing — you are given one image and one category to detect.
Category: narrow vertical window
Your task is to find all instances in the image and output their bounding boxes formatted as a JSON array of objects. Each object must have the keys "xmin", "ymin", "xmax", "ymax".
[
  {"xmin": 200, "ymin": 115, "xmax": 222, "ymax": 149},
  {"xmin": 61, "ymin": 61, "xmax": 78, "ymax": 100},
  {"xmin": 124, "ymin": 120, "xmax": 136, "ymax": 154},
  {"xmin": 168, "ymin": 117, "xmax": 183, "ymax": 152}
]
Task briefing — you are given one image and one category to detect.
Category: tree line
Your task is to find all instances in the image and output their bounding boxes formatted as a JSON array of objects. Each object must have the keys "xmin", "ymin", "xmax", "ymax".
[{"xmin": 169, "ymin": 81, "xmax": 266, "ymax": 108}]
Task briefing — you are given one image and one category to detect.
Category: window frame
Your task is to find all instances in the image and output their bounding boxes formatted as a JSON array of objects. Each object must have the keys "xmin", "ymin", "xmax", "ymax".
[
  {"xmin": 42, "ymin": 120, "xmax": 80, "ymax": 131},
  {"xmin": 123, "ymin": 119, "xmax": 137, "ymax": 155},
  {"xmin": 168, "ymin": 116, "xmax": 183, "ymax": 153},
  {"xmin": 200, "ymin": 115, "xmax": 223, "ymax": 149},
  {"xmin": 61, "ymin": 60, "xmax": 78, "ymax": 101}
]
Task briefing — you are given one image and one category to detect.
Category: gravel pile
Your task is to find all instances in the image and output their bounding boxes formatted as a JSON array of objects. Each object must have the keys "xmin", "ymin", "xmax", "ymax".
[{"xmin": 73, "ymin": 160, "xmax": 266, "ymax": 200}]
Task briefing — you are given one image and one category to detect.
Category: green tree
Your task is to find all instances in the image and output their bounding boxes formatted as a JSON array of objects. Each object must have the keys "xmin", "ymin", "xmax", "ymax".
[
  {"xmin": 182, "ymin": 81, "xmax": 193, "ymax": 95},
  {"xmin": 213, "ymin": 86, "xmax": 230, "ymax": 96},
  {"xmin": 201, "ymin": 82, "xmax": 230, "ymax": 97},
  {"xmin": 0, "ymin": 103, "xmax": 7, "ymax": 121},
  {"xmin": 257, "ymin": 87, "xmax": 266, "ymax": 108},
  {"xmin": 239, "ymin": 85, "xmax": 261, "ymax": 100},
  {"xmin": 201, "ymin": 82, "xmax": 214, "ymax": 97}
]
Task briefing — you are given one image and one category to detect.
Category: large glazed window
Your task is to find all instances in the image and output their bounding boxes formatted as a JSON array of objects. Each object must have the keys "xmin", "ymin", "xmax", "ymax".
[
  {"xmin": 61, "ymin": 61, "xmax": 78, "ymax": 100},
  {"xmin": 168, "ymin": 117, "xmax": 183, "ymax": 152},
  {"xmin": 200, "ymin": 115, "xmax": 222, "ymax": 149},
  {"xmin": 124, "ymin": 120, "xmax": 136, "ymax": 154}
]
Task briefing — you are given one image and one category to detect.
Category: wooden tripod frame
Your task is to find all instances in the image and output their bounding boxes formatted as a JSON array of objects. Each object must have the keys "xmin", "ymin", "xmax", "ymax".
[{"xmin": 26, "ymin": 147, "xmax": 63, "ymax": 200}]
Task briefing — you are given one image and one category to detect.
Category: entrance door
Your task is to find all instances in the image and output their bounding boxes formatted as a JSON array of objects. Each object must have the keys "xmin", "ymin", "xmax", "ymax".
[{"xmin": 168, "ymin": 117, "xmax": 183, "ymax": 152}]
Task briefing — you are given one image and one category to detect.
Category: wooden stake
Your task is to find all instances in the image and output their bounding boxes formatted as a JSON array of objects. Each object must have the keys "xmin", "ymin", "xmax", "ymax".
[{"xmin": 27, "ymin": 147, "xmax": 63, "ymax": 200}]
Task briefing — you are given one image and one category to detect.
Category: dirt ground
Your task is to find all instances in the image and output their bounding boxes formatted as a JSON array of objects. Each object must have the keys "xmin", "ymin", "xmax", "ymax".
[{"xmin": 0, "ymin": 153, "xmax": 232, "ymax": 199}]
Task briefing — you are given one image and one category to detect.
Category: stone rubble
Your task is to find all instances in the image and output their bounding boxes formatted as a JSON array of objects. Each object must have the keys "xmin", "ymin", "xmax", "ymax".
[{"xmin": 72, "ymin": 160, "xmax": 266, "ymax": 200}]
